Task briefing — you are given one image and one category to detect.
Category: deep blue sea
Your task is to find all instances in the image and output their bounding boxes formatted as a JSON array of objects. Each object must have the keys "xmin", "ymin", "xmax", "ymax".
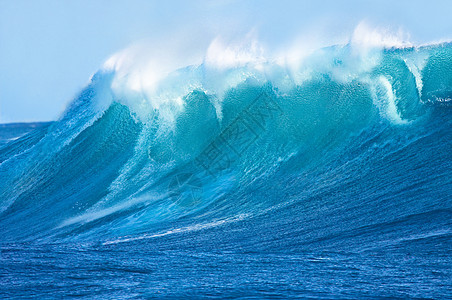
[{"xmin": 0, "ymin": 43, "xmax": 451, "ymax": 299}]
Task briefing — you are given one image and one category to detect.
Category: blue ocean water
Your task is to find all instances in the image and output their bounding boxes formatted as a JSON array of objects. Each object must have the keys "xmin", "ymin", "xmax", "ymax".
[{"xmin": 0, "ymin": 43, "xmax": 451, "ymax": 298}]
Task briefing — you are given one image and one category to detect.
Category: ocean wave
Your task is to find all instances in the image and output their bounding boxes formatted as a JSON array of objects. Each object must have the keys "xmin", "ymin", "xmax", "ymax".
[{"xmin": 0, "ymin": 38, "xmax": 451, "ymax": 244}]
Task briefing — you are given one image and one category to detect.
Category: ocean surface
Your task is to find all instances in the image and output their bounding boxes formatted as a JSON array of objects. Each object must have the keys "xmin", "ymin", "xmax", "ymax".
[{"xmin": 0, "ymin": 42, "xmax": 451, "ymax": 299}]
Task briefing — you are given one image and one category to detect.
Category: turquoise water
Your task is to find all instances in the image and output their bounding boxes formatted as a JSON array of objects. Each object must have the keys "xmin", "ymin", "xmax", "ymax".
[{"xmin": 0, "ymin": 43, "xmax": 451, "ymax": 298}]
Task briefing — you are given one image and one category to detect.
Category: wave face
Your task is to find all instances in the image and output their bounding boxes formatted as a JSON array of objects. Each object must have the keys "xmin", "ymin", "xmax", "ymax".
[{"xmin": 0, "ymin": 42, "xmax": 451, "ymax": 298}]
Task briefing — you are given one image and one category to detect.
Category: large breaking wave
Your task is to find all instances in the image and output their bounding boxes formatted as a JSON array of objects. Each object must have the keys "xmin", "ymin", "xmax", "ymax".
[{"xmin": 0, "ymin": 34, "xmax": 451, "ymax": 249}]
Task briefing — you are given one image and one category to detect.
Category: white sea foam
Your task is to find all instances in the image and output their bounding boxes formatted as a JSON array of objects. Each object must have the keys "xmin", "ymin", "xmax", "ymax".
[{"xmin": 100, "ymin": 23, "xmax": 447, "ymax": 126}]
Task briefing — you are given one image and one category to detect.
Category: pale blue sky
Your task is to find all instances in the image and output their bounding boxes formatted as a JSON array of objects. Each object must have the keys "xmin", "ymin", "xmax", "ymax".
[{"xmin": 1, "ymin": 0, "xmax": 451, "ymax": 122}]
